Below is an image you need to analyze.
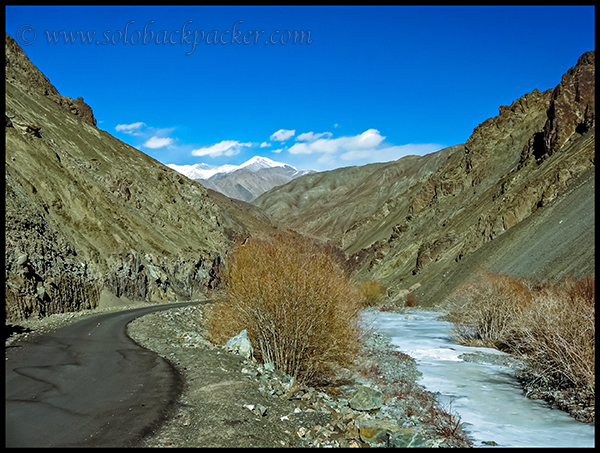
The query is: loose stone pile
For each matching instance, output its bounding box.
[220,319,472,448]
[229,353,428,448]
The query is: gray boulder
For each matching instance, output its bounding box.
[389,430,426,448]
[348,385,383,411]
[224,329,254,359]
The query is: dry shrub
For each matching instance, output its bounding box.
[423,399,464,442]
[358,279,387,307]
[444,272,532,349]
[516,276,595,391]
[207,232,363,385]
[405,293,419,308]
[565,275,595,303]
[444,273,595,394]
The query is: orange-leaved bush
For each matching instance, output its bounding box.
[358,279,387,307]
[207,232,363,385]
[443,272,533,349]
[444,273,595,394]
[405,293,419,308]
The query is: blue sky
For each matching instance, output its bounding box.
[6,5,595,172]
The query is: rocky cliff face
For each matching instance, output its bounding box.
[542,50,595,160]
[254,50,595,305]
[5,34,97,127]
[5,33,274,322]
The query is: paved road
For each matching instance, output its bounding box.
[5,301,202,447]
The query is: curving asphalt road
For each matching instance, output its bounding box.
[5,301,202,447]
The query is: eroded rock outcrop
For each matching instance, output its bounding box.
[5,33,97,127]
[542,50,595,159]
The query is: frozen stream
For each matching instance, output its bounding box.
[365,310,595,448]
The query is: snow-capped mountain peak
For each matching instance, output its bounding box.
[238,156,291,172]
[167,156,296,180]
[166,156,315,202]
[165,163,224,180]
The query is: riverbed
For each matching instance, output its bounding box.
[365,309,595,448]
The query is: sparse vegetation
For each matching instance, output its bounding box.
[358,279,387,307]
[443,273,533,350]
[443,272,595,420]
[405,293,419,308]
[207,232,363,385]
[516,276,595,393]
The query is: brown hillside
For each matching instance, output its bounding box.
[254,51,595,306]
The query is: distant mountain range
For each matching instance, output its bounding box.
[167,156,315,202]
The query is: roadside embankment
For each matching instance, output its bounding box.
[127,303,473,448]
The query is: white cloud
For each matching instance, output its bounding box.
[288,129,385,155]
[271,148,283,154]
[296,131,333,142]
[116,122,146,135]
[260,142,272,148]
[282,128,444,171]
[334,124,339,128]
[143,136,173,149]
[191,140,254,158]
[288,140,335,154]
[270,129,295,142]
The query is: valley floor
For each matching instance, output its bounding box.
[7,299,593,447]
[126,302,472,448]
[6,301,472,448]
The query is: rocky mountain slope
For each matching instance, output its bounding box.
[5,33,276,322]
[169,156,315,203]
[254,50,595,306]
[197,166,314,203]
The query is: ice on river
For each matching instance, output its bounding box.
[364,310,595,448]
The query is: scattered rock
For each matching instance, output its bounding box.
[348,385,383,411]
[253,404,267,417]
[344,420,359,440]
[224,329,254,359]
[358,424,389,447]
[356,418,419,448]
[389,429,426,448]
